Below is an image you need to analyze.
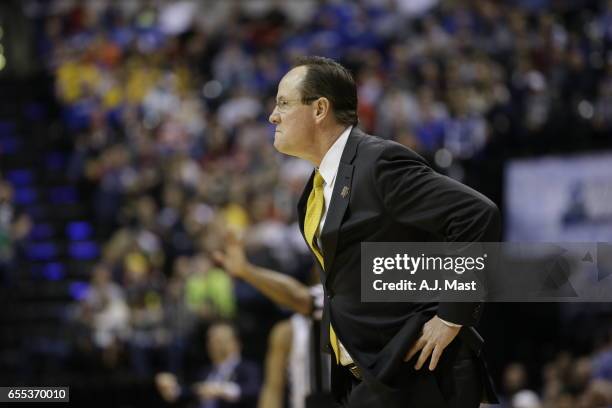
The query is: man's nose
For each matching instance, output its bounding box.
[269,108,280,124]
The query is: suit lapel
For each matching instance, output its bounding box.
[320,128,364,283]
[320,162,354,284]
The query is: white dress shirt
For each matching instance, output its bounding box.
[315,126,352,249]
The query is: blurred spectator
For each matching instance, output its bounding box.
[499,362,531,408]
[592,337,612,382]
[76,263,129,368]
[123,250,165,377]
[0,179,13,284]
[162,269,196,375]
[185,254,236,320]
[155,321,260,408]
[0,178,32,286]
[512,390,542,408]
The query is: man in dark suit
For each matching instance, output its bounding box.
[220,56,500,407]
[155,322,260,408]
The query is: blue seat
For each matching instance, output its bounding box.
[26,242,58,261]
[6,169,34,187]
[66,221,93,241]
[68,241,100,260]
[14,187,38,205]
[0,136,21,154]
[42,263,65,281]
[69,281,90,301]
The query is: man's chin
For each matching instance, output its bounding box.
[274,137,302,159]
[273,137,288,154]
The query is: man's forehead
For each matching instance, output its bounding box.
[210,324,235,337]
[276,66,307,98]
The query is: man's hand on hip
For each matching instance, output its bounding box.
[404,315,461,371]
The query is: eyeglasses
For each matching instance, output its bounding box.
[274,97,318,113]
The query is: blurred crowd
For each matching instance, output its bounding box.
[18,0,612,406]
[497,342,612,408]
[0,175,32,286]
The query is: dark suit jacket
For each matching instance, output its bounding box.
[297,127,500,405]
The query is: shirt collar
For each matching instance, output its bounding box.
[318,126,352,186]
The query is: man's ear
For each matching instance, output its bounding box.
[314,98,330,122]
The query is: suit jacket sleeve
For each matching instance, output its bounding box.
[374,142,501,326]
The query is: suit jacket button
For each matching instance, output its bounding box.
[327,290,334,299]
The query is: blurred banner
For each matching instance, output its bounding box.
[505,153,612,242]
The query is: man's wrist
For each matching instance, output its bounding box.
[238,263,253,279]
[438,316,462,328]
